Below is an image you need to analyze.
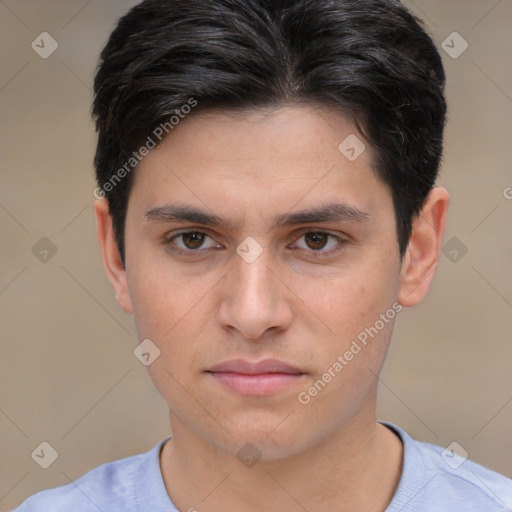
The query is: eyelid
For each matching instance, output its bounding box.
[291,227,349,241]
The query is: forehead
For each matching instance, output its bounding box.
[163,104,370,168]
[130,104,391,227]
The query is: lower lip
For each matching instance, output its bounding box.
[208,372,304,396]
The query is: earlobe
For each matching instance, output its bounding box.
[94,199,133,314]
[398,187,450,307]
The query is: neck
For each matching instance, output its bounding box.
[160,402,403,512]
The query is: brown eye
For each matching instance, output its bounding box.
[180,231,206,249]
[304,232,330,251]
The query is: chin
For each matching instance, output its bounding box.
[218,420,310,461]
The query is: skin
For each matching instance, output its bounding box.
[95,104,449,512]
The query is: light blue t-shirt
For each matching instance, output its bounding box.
[12,422,512,511]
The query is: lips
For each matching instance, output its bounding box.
[206,359,305,396]
[207,358,304,375]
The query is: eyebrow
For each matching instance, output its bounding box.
[144,202,371,230]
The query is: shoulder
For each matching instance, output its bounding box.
[12,440,168,512]
[384,422,512,511]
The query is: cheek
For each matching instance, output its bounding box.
[127,259,214,367]
[129,274,169,338]
[297,267,387,338]
[127,247,193,334]
[293,255,398,379]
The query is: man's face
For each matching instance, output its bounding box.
[121,105,402,459]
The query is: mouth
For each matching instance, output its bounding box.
[206,359,306,396]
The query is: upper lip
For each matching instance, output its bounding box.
[207,359,304,375]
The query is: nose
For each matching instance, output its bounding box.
[216,242,293,341]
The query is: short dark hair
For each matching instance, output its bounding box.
[92,0,447,265]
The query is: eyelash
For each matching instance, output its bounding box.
[163,229,349,258]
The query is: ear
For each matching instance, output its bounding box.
[94,198,133,314]
[398,187,450,307]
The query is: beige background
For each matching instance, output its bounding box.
[1,0,511,510]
